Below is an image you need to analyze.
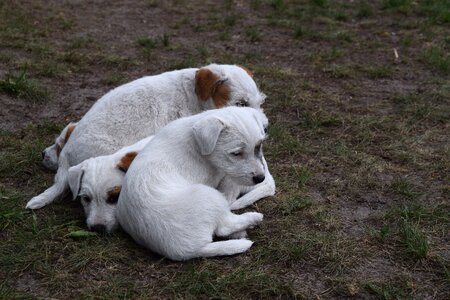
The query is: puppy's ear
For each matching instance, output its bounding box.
[117,151,138,172]
[192,117,225,155]
[237,65,253,78]
[64,123,76,144]
[68,165,84,200]
[195,68,230,107]
[195,68,219,101]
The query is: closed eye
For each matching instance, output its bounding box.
[80,195,91,203]
[236,100,248,107]
[231,150,244,157]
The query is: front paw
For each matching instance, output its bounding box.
[26,196,48,210]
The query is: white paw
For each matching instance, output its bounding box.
[25,196,48,210]
[246,212,263,227]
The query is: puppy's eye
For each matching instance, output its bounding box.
[231,150,244,157]
[236,100,248,107]
[80,196,91,203]
[106,193,119,205]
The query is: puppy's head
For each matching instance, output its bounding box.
[67,151,138,233]
[42,122,77,171]
[193,107,268,186]
[195,64,266,109]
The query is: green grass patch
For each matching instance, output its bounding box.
[390,177,422,200]
[421,46,450,74]
[245,27,262,42]
[0,69,48,101]
[283,195,312,214]
[164,263,296,298]
[399,219,429,259]
[366,282,408,299]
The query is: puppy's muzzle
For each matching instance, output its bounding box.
[253,174,265,184]
[90,224,107,234]
[42,151,46,159]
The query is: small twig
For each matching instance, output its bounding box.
[393,48,399,61]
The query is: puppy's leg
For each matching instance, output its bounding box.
[217,177,241,204]
[197,239,254,258]
[215,211,263,237]
[26,159,70,209]
[230,164,276,210]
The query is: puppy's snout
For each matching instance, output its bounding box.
[253,174,265,184]
[42,151,46,159]
[91,224,107,234]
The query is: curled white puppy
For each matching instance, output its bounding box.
[67,136,153,233]
[42,122,77,172]
[117,107,268,261]
[27,64,267,210]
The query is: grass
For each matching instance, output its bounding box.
[1,0,450,298]
[399,219,429,259]
[421,46,450,74]
[0,69,48,101]
[163,263,297,298]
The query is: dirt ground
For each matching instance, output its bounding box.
[0,0,449,299]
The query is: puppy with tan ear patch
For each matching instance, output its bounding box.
[117,107,270,261]
[67,136,153,233]
[27,64,268,211]
[42,122,77,172]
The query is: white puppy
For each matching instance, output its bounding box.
[41,122,77,171]
[26,64,267,210]
[67,136,153,233]
[117,107,269,260]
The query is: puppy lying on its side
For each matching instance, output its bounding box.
[116,107,268,260]
[67,136,153,233]
[42,122,77,172]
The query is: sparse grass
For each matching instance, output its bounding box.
[0,69,47,101]
[164,263,296,298]
[245,27,262,42]
[390,177,422,200]
[363,65,392,79]
[421,46,450,74]
[323,64,354,78]
[399,219,429,259]
[1,0,450,298]
[284,195,312,214]
[366,282,407,299]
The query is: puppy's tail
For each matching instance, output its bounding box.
[197,239,253,258]
[25,157,70,209]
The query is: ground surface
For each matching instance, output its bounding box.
[0,0,449,299]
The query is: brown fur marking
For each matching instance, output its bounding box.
[213,83,230,108]
[237,65,253,77]
[195,68,231,107]
[195,68,220,101]
[64,124,76,144]
[117,151,138,172]
[107,186,121,204]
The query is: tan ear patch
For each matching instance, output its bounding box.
[212,83,230,108]
[237,65,253,78]
[117,151,138,172]
[195,68,220,101]
[64,123,76,144]
[195,68,230,107]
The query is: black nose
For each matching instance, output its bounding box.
[253,175,265,184]
[91,224,107,233]
[42,151,46,159]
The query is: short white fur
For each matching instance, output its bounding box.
[117,107,269,260]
